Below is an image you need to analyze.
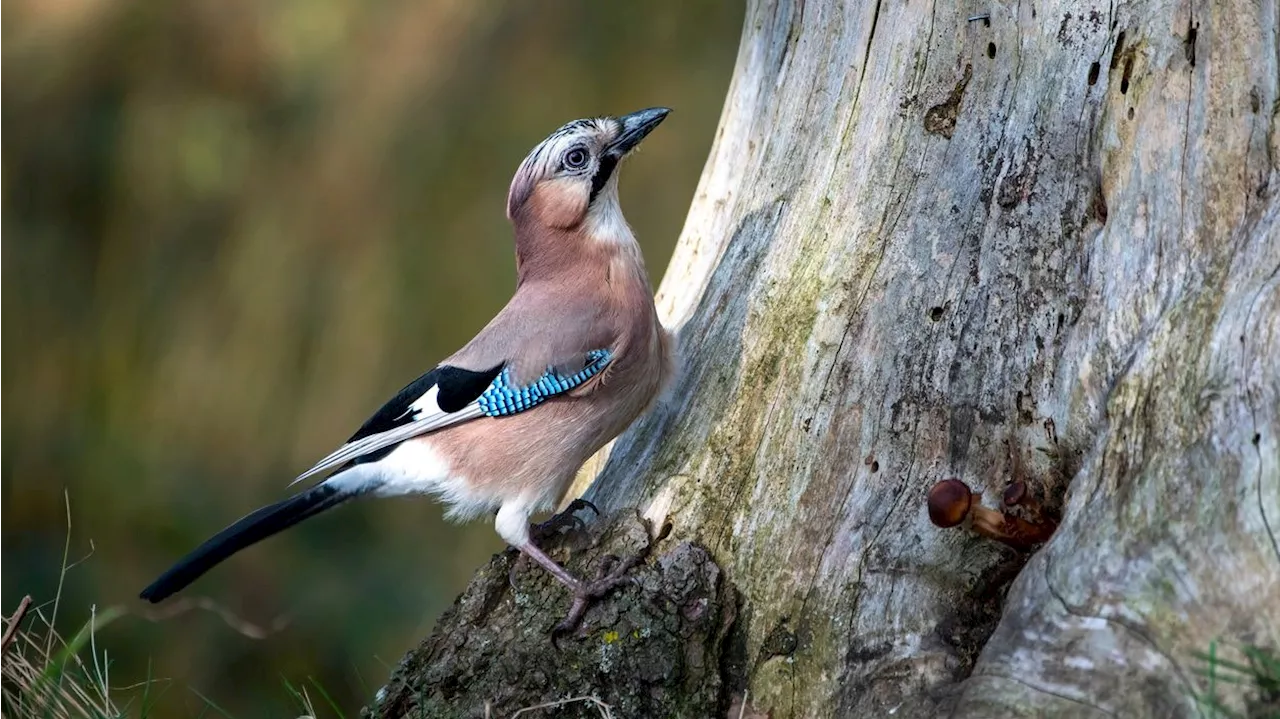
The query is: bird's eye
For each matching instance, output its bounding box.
[563,148,589,170]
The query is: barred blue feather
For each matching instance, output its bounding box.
[478,349,612,417]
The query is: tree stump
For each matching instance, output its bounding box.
[372,0,1280,716]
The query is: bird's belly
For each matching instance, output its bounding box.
[427,405,616,510]
[360,439,502,521]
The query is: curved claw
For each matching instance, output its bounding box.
[551,570,637,641]
[546,514,676,643]
[508,554,524,591]
[568,498,601,517]
[531,498,601,544]
[549,549,656,640]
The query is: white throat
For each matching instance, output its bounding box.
[584,176,635,246]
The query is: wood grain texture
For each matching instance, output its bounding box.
[589,0,1280,715]
[379,0,1279,716]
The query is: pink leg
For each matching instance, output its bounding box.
[518,540,585,591]
[513,515,670,636]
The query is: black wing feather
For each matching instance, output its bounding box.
[347,367,442,442]
[435,364,505,411]
[347,363,504,443]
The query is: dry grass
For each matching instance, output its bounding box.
[2,494,342,719]
[2,595,129,718]
[1,492,301,719]
[2,493,129,718]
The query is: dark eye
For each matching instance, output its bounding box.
[563,147,589,170]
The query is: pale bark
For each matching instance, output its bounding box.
[370,0,1280,716]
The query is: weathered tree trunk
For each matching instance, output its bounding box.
[369,0,1280,717]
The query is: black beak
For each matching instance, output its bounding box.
[608,107,670,157]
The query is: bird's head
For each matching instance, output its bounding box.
[506,108,669,240]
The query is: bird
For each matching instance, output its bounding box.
[140,108,677,631]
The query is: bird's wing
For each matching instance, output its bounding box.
[289,348,613,486]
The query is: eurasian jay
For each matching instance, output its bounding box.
[140,108,677,630]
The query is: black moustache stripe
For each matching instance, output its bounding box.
[589,153,619,203]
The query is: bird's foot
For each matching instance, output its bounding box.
[551,515,672,640]
[511,499,601,590]
[530,498,600,543]
[552,555,637,638]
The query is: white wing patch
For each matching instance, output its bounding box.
[289,384,484,487]
[408,386,441,417]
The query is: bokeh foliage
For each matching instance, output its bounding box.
[2,1,742,715]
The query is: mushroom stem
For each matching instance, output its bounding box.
[928,478,1055,549]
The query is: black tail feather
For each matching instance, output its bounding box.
[139,482,355,603]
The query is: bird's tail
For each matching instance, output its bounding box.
[139,480,361,603]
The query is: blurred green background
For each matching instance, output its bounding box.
[1,1,742,715]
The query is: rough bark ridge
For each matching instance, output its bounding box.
[369,514,737,718]
[373,0,1279,716]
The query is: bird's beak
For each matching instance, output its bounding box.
[607,107,670,157]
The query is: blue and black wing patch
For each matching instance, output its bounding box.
[437,365,507,412]
[477,349,612,416]
[292,350,612,485]
[347,364,503,443]
[348,350,609,441]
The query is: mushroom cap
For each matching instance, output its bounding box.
[927,479,974,527]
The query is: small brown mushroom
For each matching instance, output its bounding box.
[927,479,1055,549]
[1002,481,1041,514]
[1003,480,1058,535]
[927,479,982,527]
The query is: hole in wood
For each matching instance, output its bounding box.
[1110,31,1126,69]
[1121,55,1134,94]
[1092,185,1109,224]
[987,42,997,58]
[1185,21,1198,67]
[929,306,945,321]
[1087,61,1100,85]
[1128,107,1135,119]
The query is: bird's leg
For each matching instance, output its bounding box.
[518,541,597,591]
[509,499,601,589]
[517,515,670,637]
[517,541,637,636]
